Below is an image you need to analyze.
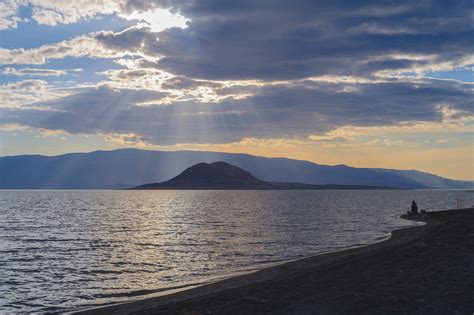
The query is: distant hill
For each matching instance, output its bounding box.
[0,149,472,189]
[131,161,393,190]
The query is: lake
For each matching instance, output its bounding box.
[1,190,472,313]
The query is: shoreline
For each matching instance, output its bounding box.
[74,208,474,314]
[70,220,412,312]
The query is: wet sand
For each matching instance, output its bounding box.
[75,208,474,314]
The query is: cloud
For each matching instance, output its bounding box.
[0,79,71,109]
[124,7,189,32]
[0,35,123,65]
[0,123,67,137]
[2,78,472,145]
[3,1,472,82]
[0,0,188,30]
[0,0,24,30]
[1,1,472,157]
[0,26,153,66]
[31,8,67,26]
[106,0,473,80]
[0,0,122,29]
[3,67,82,76]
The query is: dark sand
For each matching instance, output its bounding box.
[75,208,474,314]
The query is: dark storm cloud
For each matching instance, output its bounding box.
[3,79,472,145]
[98,0,474,80]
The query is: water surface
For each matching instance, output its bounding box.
[0,190,472,313]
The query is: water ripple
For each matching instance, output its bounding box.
[0,189,471,313]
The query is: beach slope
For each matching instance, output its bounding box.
[75,208,474,314]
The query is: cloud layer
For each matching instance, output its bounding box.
[114,0,474,80]
[2,77,472,145]
[0,0,473,152]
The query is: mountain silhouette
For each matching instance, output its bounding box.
[1,149,472,189]
[131,161,394,190]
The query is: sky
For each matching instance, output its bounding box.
[0,0,472,180]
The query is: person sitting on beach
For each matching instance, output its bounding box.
[410,200,418,215]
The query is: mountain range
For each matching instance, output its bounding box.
[0,148,471,189]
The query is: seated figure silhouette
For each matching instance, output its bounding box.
[410,200,418,215]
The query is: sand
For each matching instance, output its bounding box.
[74,208,474,314]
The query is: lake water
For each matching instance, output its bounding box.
[1,190,473,313]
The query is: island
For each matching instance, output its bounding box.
[130,161,395,190]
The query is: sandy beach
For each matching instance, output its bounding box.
[75,208,474,314]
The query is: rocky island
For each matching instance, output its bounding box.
[130,161,394,190]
